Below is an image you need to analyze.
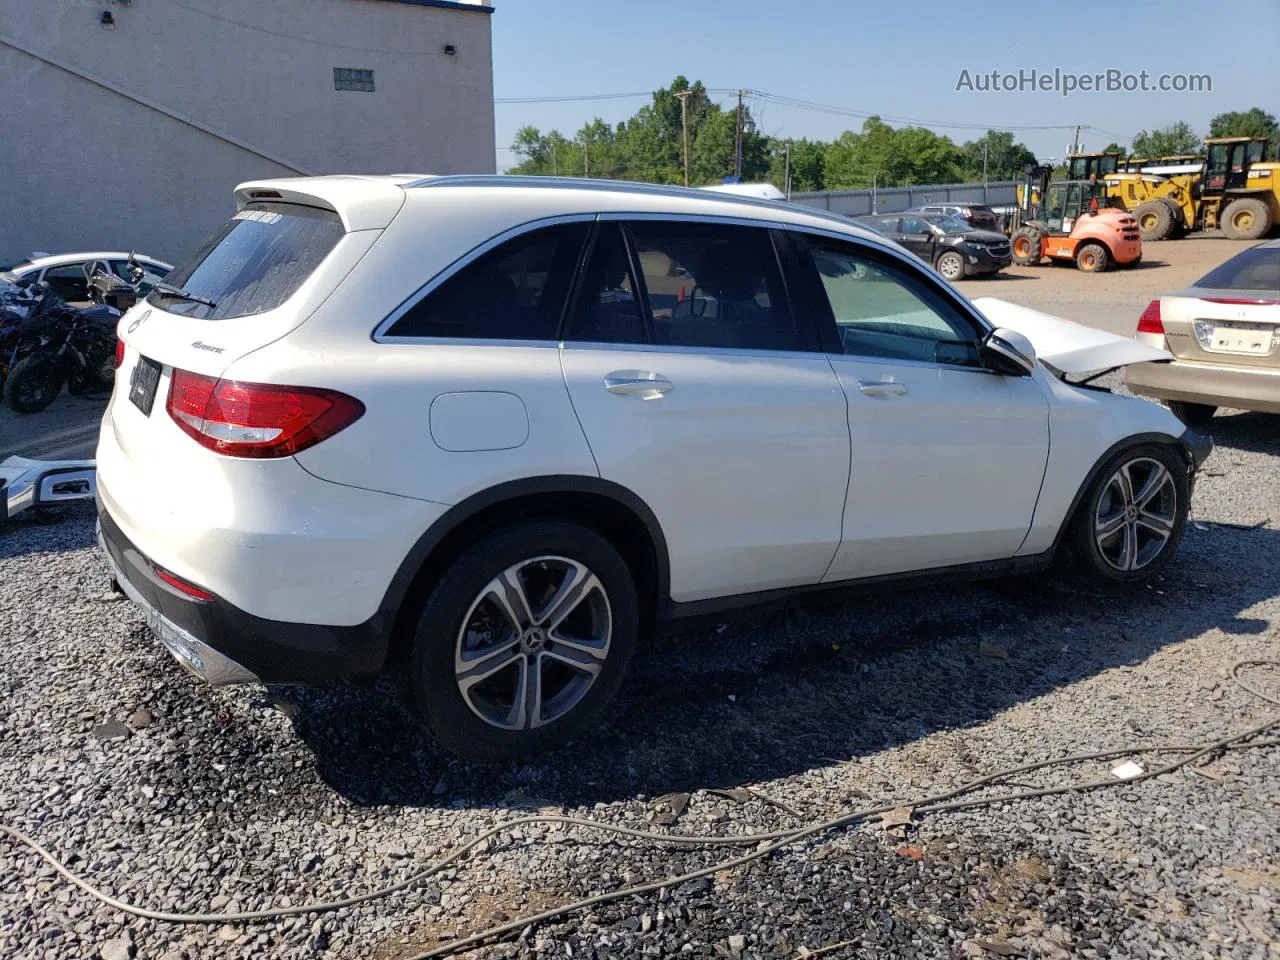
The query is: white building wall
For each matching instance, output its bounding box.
[0,0,495,263]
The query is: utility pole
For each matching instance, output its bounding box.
[583,138,589,178]
[675,90,692,187]
[1071,125,1081,155]
[552,140,558,177]
[733,89,744,181]
[982,139,988,186]
[783,140,792,199]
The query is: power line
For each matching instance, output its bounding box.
[162,0,445,55]
[495,92,657,104]
[493,86,1106,139]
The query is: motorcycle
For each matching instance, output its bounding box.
[1,268,125,414]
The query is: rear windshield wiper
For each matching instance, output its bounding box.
[153,282,218,309]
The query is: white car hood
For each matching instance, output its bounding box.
[971,297,1172,375]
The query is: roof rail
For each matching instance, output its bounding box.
[402,173,860,230]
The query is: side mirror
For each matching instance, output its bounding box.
[982,327,1037,376]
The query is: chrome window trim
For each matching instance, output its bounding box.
[559,339,835,364]
[597,210,797,231]
[372,213,598,343]
[827,351,1003,377]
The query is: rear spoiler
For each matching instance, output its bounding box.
[233,176,410,232]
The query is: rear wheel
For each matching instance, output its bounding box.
[398,521,640,761]
[1075,241,1110,272]
[1134,200,1174,241]
[1220,197,1273,240]
[1011,227,1042,265]
[1167,401,1216,428]
[935,250,966,281]
[3,355,64,413]
[1069,444,1189,586]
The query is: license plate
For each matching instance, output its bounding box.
[1206,321,1272,355]
[128,356,162,415]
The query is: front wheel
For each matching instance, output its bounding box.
[934,250,966,281]
[1068,444,1189,586]
[398,521,640,761]
[1167,401,1216,428]
[1010,227,1042,265]
[3,354,64,413]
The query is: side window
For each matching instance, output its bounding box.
[566,223,648,345]
[807,243,981,367]
[629,221,800,352]
[899,216,930,235]
[43,263,92,301]
[386,222,587,339]
[874,216,900,233]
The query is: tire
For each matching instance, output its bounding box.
[1167,401,1216,428]
[1010,227,1042,265]
[1160,198,1187,238]
[3,355,64,413]
[1075,241,1110,272]
[1220,197,1273,240]
[935,250,966,281]
[1068,443,1189,586]
[1134,200,1174,241]
[397,520,640,761]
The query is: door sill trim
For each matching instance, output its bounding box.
[658,551,1054,626]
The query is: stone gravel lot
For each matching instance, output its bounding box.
[3,404,1279,960]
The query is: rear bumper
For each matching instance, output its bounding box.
[98,499,391,685]
[1112,237,1142,263]
[1125,358,1280,414]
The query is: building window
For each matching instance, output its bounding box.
[334,68,375,93]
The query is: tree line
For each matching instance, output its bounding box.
[509,79,1279,192]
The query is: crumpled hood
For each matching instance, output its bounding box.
[971,297,1172,375]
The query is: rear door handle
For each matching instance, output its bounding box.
[603,371,673,396]
[857,379,906,397]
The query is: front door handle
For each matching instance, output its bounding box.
[603,371,673,397]
[857,379,906,397]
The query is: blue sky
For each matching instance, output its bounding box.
[491,0,1279,171]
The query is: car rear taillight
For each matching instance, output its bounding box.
[1137,300,1164,334]
[114,339,125,369]
[154,566,216,602]
[166,369,364,458]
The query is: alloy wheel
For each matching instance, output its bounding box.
[1093,457,1178,572]
[454,555,612,731]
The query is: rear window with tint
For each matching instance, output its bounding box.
[148,203,344,319]
[1195,246,1280,292]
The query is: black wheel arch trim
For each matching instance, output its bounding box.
[376,474,672,628]
[1049,429,1208,555]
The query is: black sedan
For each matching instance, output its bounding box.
[851,213,1012,280]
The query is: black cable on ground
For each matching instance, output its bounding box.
[1,660,1275,958]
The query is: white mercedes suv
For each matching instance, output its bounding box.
[97,175,1210,760]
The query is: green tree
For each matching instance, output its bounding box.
[1208,108,1279,140]
[959,130,1038,182]
[1101,142,1127,159]
[766,138,827,193]
[510,77,770,185]
[1131,122,1201,158]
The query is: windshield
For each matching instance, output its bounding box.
[1196,246,1280,292]
[925,216,971,235]
[148,202,344,319]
